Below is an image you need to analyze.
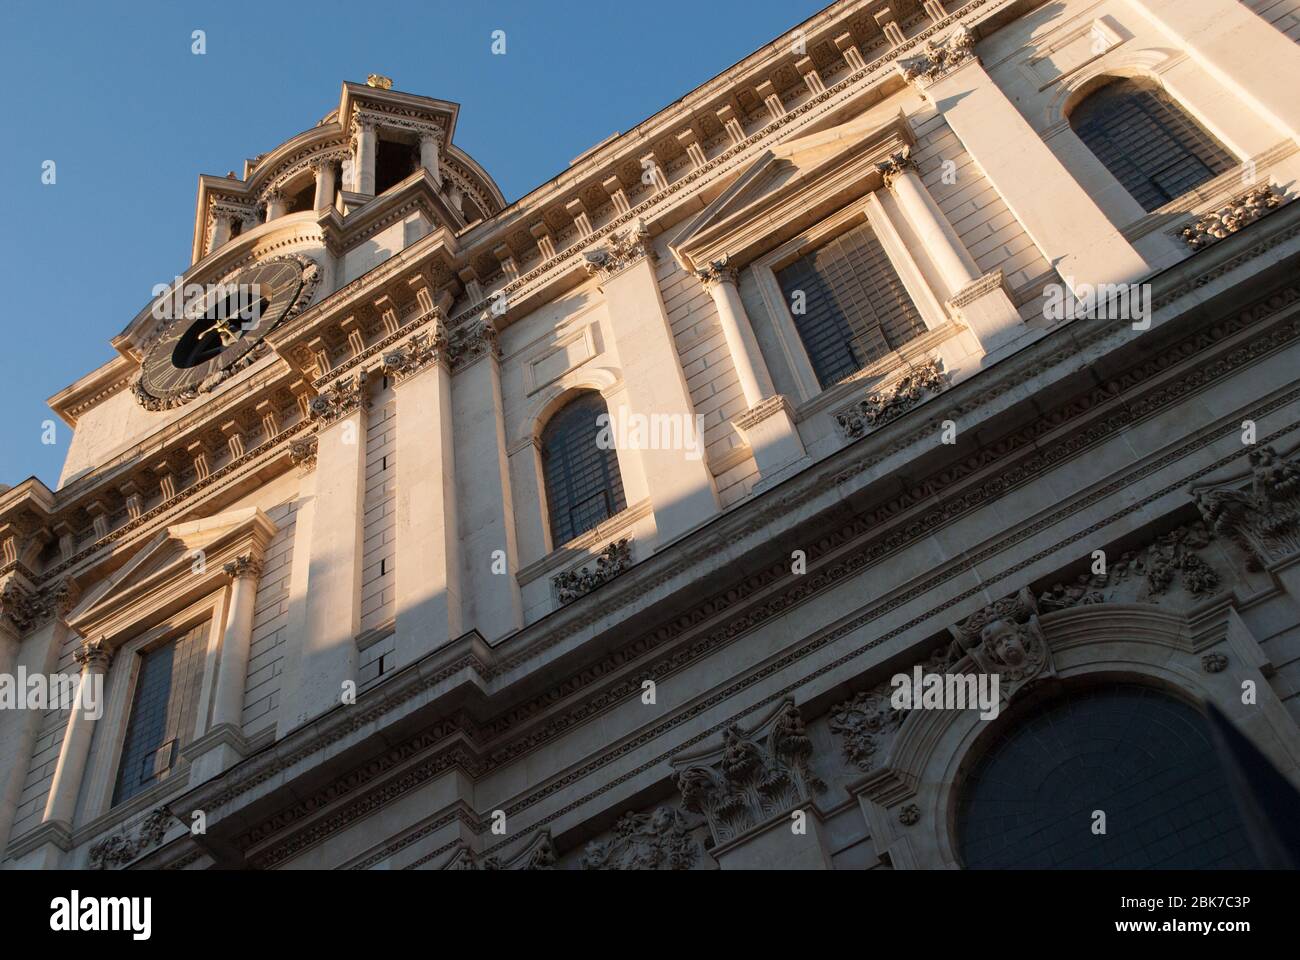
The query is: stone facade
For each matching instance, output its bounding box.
[3,0,1300,870]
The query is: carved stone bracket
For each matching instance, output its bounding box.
[1195,445,1300,569]
[674,701,826,847]
[898,24,977,86]
[939,587,1054,703]
[553,539,632,605]
[88,808,171,869]
[581,806,701,870]
[1181,186,1284,250]
[832,359,946,440]
[308,372,369,425]
[583,219,656,281]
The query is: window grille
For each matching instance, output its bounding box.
[776,220,928,388]
[1071,77,1235,212]
[541,392,627,547]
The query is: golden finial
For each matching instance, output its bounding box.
[366,74,393,90]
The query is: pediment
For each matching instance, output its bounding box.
[68,507,278,645]
[669,112,915,272]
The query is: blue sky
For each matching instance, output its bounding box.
[0,0,828,489]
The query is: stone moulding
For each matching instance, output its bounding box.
[832,359,946,439]
[553,538,632,605]
[1181,186,1285,251]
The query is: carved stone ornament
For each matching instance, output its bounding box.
[366,73,393,89]
[583,219,656,281]
[0,579,39,634]
[581,806,701,870]
[1195,445,1300,570]
[553,539,632,605]
[308,372,368,425]
[74,636,113,672]
[382,325,449,382]
[289,435,318,472]
[898,24,977,85]
[693,254,738,288]
[829,684,905,772]
[223,554,263,581]
[939,587,1053,701]
[446,830,556,871]
[1181,186,1284,250]
[675,701,826,847]
[898,803,921,826]
[88,808,171,870]
[875,146,915,188]
[446,321,500,371]
[833,359,946,440]
[1036,520,1220,610]
[1202,652,1229,673]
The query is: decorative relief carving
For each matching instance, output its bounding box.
[1181,187,1284,250]
[223,555,263,581]
[581,807,700,870]
[875,146,914,188]
[88,808,171,870]
[289,435,318,473]
[308,372,369,425]
[898,24,976,85]
[0,579,39,634]
[583,220,655,281]
[447,830,556,870]
[1202,652,1229,673]
[553,539,632,605]
[446,321,500,371]
[833,360,946,439]
[1195,445,1300,570]
[829,684,904,771]
[74,636,113,672]
[938,588,1053,701]
[898,803,921,826]
[674,701,826,847]
[733,394,794,432]
[382,325,449,382]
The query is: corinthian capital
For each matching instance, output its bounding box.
[875,147,915,188]
[223,555,263,581]
[75,637,113,672]
[693,255,738,289]
[898,24,977,86]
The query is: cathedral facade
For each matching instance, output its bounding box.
[3,0,1300,870]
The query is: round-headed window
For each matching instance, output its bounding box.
[957,685,1256,868]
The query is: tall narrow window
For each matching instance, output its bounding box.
[113,621,209,805]
[776,220,928,388]
[1070,77,1235,212]
[541,392,627,547]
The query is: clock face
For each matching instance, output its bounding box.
[136,255,317,408]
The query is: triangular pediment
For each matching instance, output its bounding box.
[669,112,914,272]
[68,507,278,645]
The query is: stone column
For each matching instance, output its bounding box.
[695,259,806,484]
[419,130,442,186]
[207,210,232,255]
[385,329,463,668]
[264,189,288,222]
[878,148,1023,351]
[586,221,719,546]
[1130,0,1300,147]
[211,555,261,729]
[354,116,378,195]
[312,158,337,211]
[898,26,1150,289]
[450,320,523,642]
[292,375,368,727]
[42,638,112,830]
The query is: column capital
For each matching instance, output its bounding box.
[693,255,738,289]
[74,637,113,673]
[383,325,450,382]
[875,146,916,189]
[308,372,369,425]
[582,220,656,282]
[447,320,501,373]
[223,554,264,581]
[897,23,977,88]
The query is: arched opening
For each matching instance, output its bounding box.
[1069,77,1235,212]
[956,683,1256,868]
[540,391,627,547]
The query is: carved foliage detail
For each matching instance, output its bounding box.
[829,685,904,771]
[89,808,171,869]
[1181,187,1284,250]
[1195,445,1300,570]
[581,807,700,870]
[554,539,632,605]
[583,220,655,280]
[308,372,368,425]
[899,24,976,85]
[833,360,946,440]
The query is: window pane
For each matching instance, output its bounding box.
[957,685,1257,868]
[541,393,627,547]
[776,220,928,388]
[1071,78,1235,212]
[113,621,209,805]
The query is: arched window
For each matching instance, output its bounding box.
[541,392,627,547]
[956,684,1256,868]
[1070,77,1235,212]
